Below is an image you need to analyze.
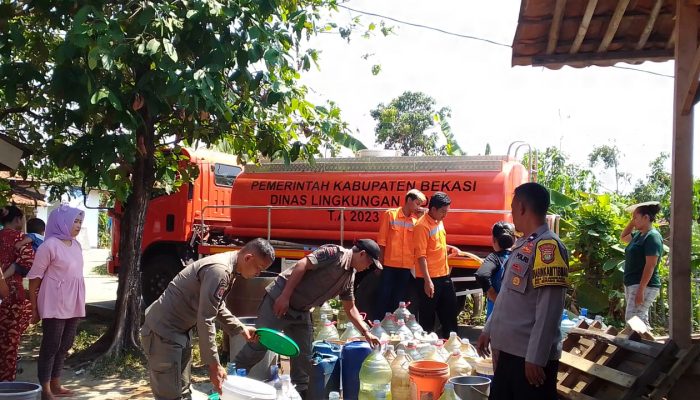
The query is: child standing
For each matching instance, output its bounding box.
[475,222,516,320]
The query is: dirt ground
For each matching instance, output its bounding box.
[16,319,216,400]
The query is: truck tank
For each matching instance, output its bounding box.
[225,155,529,250]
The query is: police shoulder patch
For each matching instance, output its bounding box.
[312,246,340,263]
[532,239,568,288]
[214,279,228,301]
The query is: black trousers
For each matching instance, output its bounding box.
[490,351,559,400]
[375,266,414,320]
[413,276,458,338]
[38,318,80,383]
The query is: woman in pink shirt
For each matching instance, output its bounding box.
[28,205,85,400]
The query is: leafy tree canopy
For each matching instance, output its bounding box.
[523,147,598,199]
[588,144,629,194]
[371,91,460,156]
[1,0,368,356]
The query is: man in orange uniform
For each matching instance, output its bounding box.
[375,189,427,320]
[413,191,460,337]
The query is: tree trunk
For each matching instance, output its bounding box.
[76,115,156,360]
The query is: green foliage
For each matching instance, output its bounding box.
[90,351,147,380]
[563,193,628,317]
[538,149,700,330]
[630,153,671,219]
[523,147,598,198]
[371,91,458,156]
[0,179,10,206]
[2,0,374,355]
[98,211,111,249]
[2,0,359,201]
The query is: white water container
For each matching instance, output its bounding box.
[221,376,276,400]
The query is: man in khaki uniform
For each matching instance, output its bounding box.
[142,238,275,400]
[235,239,383,397]
[477,183,569,400]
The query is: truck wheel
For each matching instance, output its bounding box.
[142,252,183,307]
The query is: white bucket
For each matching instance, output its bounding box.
[474,359,494,380]
[222,376,276,400]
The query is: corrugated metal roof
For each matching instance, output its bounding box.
[512,0,679,69]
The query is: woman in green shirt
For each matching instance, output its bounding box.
[620,203,663,328]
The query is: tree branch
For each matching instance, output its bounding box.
[0,106,30,123]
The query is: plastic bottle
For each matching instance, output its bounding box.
[235,368,247,377]
[280,375,301,399]
[578,308,588,324]
[436,340,450,360]
[315,315,340,341]
[313,303,335,332]
[405,314,423,335]
[444,332,462,353]
[336,307,349,331]
[414,330,439,344]
[340,322,363,342]
[370,320,390,341]
[594,315,607,329]
[393,301,411,321]
[391,349,411,400]
[419,342,437,360]
[460,338,479,359]
[381,312,398,333]
[424,344,445,362]
[383,344,397,364]
[395,319,414,341]
[447,350,473,377]
[406,341,422,361]
[274,381,284,399]
[269,364,280,386]
[358,347,393,400]
[561,310,576,339]
[226,362,237,376]
[438,382,460,400]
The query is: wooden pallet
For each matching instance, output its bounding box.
[556,321,699,400]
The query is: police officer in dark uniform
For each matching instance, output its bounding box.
[142,238,276,399]
[477,182,569,400]
[235,239,383,398]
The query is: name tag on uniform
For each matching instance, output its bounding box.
[532,239,568,288]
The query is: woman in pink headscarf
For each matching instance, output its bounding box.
[28,205,85,400]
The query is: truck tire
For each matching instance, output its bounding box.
[141,252,183,307]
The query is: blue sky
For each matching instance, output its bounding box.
[299,0,687,193]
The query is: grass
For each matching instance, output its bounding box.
[90,351,148,380]
[191,329,225,367]
[20,322,43,354]
[71,320,108,353]
[91,263,109,276]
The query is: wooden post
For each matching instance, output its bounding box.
[670,0,696,349]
